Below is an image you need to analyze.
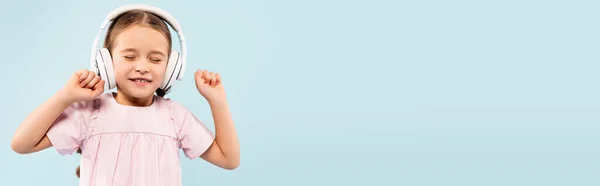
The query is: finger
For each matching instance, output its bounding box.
[195,69,202,79]
[71,71,83,84]
[74,70,82,77]
[91,80,105,96]
[195,69,204,82]
[203,70,211,84]
[93,79,104,90]
[216,73,221,85]
[75,69,87,77]
[80,73,95,87]
[79,70,89,82]
[210,72,216,86]
[86,76,101,89]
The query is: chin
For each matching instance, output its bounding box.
[126,89,157,99]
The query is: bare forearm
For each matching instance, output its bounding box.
[209,99,240,165]
[11,91,72,153]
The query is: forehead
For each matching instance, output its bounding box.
[113,25,170,52]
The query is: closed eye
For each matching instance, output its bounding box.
[150,58,162,63]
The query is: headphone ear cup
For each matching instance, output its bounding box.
[96,48,116,90]
[161,50,180,91]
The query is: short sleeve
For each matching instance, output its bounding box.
[169,100,215,159]
[46,100,95,155]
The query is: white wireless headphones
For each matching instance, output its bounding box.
[90,4,187,95]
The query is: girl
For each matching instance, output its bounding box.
[10,9,240,186]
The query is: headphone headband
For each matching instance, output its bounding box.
[90,4,187,80]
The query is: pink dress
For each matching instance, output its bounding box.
[47,92,215,186]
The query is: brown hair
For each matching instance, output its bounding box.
[75,10,173,178]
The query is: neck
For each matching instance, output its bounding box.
[113,90,154,107]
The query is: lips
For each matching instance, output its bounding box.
[129,77,152,86]
[129,77,152,82]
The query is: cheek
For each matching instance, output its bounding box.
[111,60,131,78]
[152,63,168,77]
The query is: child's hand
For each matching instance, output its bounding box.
[194,69,226,103]
[59,69,105,104]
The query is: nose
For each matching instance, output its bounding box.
[134,60,149,74]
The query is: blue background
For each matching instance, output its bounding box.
[1,0,599,185]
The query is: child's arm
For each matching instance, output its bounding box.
[195,69,240,170]
[200,99,240,170]
[10,69,104,154]
[10,92,72,154]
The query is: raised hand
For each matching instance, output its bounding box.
[194,69,226,103]
[59,69,105,103]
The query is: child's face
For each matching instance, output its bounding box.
[111,25,169,99]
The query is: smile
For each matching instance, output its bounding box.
[129,78,153,85]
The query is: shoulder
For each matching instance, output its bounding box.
[154,96,188,112]
[154,96,195,122]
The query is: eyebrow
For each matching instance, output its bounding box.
[120,48,166,56]
[120,48,137,53]
[149,50,166,57]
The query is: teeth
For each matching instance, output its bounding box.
[134,79,149,83]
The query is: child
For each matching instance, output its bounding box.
[10,7,240,186]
